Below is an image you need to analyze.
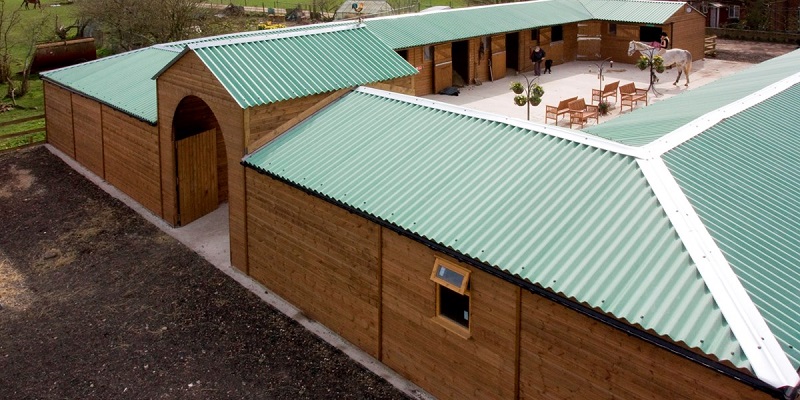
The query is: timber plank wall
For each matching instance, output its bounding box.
[101,105,161,215]
[44,81,162,218]
[44,83,75,158]
[244,171,775,400]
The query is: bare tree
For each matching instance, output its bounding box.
[78,0,209,52]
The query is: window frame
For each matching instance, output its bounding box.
[430,258,472,336]
[608,23,617,35]
[430,258,471,294]
[729,5,740,19]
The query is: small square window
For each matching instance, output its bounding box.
[608,23,617,35]
[423,46,432,61]
[530,29,539,42]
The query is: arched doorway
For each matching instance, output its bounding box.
[172,96,227,226]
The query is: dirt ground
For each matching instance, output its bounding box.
[0,146,407,399]
[713,38,799,63]
[0,39,796,400]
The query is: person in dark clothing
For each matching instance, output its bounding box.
[530,45,545,76]
[660,32,670,49]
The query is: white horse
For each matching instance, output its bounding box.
[628,40,692,86]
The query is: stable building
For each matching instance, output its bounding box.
[40,0,800,398]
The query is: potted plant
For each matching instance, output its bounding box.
[510,81,524,94]
[598,100,610,115]
[514,94,528,106]
[529,95,542,106]
[531,83,544,98]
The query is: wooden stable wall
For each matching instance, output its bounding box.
[71,94,104,178]
[666,8,707,61]
[381,230,519,400]
[44,81,163,218]
[518,292,772,399]
[539,24,580,65]
[245,170,382,357]
[242,171,775,400]
[44,82,74,158]
[102,106,161,215]
[156,51,247,269]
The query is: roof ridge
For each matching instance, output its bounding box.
[354,86,648,158]
[643,71,800,156]
[638,157,800,389]
[188,23,363,50]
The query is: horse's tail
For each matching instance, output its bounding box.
[685,50,692,74]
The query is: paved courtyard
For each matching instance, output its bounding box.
[424,58,755,127]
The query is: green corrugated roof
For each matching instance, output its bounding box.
[579,0,683,24]
[362,0,592,49]
[584,50,800,146]
[243,87,748,370]
[663,82,800,369]
[188,25,418,108]
[41,48,177,124]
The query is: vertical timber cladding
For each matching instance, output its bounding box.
[473,37,490,84]
[601,23,643,64]
[667,8,707,61]
[71,94,104,178]
[489,34,506,80]
[381,230,518,400]
[101,105,162,217]
[245,171,382,357]
[517,291,773,400]
[176,129,218,225]
[433,43,453,93]
[409,46,433,97]
[577,21,603,60]
[540,23,580,65]
[156,51,246,267]
[43,82,75,158]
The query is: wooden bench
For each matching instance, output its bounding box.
[591,80,619,105]
[619,82,648,114]
[568,98,599,129]
[544,96,578,125]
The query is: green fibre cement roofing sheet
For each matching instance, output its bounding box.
[41,47,177,124]
[663,83,800,369]
[362,0,591,49]
[579,0,683,24]
[191,26,418,108]
[584,49,800,146]
[244,88,749,369]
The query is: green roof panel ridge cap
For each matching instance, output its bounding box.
[187,22,365,50]
[642,71,800,157]
[638,158,800,389]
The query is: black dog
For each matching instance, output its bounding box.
[544,59,553,74]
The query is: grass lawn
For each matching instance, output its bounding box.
[217,0,469,10]
[0,0,76,150]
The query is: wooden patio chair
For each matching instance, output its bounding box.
[619,82,648,114]
[591,80,619,105]
[544,96,578,124]
[568,98,599,129]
